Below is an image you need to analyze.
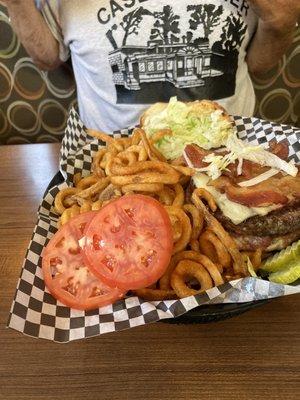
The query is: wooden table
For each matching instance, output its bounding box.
[0,143,299,400]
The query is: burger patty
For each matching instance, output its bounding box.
[232,229,300,252]
[214,200,300,237]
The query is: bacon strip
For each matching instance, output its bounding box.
[184,144,210,168]
[185,142,300,208]
[269,139,289,161]
[209,176,289,206]
[184,141,290,179]
[184,144,270,179]
[225,186,288,207]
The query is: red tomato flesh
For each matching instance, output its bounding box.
[84,195,173,290]
[42,212,125,310]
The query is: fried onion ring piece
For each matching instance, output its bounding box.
[179,175,191,186]
[54,187,78,215]
[170,217,183,242]
[59,204,80,226]
[91,200,102,210]
[199,229,232,269]
[165,206,192,254]
[138,128,167,162]
[134,288,177,301]
[198,234,218,263]
[172,165,195,177]
[150,129,173,144]
[110,159,177,176]
[125,145,148,161]
[116,151,137,166]
[111,171,179,186]
[80,201,92,213]
[191,189,248,276]
[192,188,217,212]
[73,172,82,187]
[121,183,164,194]
[76,175,99,190]
[76,177,111,199]
[172,184,185,207]
[195,253,224,286]
[183,204,204,239]
[242,249,262,271]
[159,251,195,290]
[190,239,200,252]
[224,272,242,282]
[87,129,114,144]
[159,187,175,205]
[161,250,223,290]
[131,128,142,145]
[92,148,108,177]
[171,260,213,298]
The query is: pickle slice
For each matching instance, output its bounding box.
[268,262,300,285]
[260,239,300,273]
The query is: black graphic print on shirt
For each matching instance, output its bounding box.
[103,4,247,104]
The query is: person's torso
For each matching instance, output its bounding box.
[58,0,258,131]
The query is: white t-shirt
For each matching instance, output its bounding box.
[38,0,258,132]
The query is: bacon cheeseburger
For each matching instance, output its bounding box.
[141,97,300,253]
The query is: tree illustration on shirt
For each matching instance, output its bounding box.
[150,5,181,45]
[187,4,223,38]
[121,7,152,46]
[104,3,249,104]
[221,13,247,51]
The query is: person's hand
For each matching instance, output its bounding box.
[246,0,299,74]
[248,0,299,32]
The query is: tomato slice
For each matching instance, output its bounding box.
[84,195,173,290]
[42,212,125,310]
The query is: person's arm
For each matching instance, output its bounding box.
[246,0,299,74]
[3,0,62,70]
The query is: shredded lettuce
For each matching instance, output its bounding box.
[144,97,234,159]
[226,135,297,177]
[185,128,297,180]
[238,168,279,187]
[196,152,237,180]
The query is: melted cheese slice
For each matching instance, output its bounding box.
[193,173,278,225]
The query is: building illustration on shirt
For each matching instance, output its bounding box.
[102,4,247,104]
[108,38,223,91]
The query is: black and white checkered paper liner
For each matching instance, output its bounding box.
[8,108,300,342]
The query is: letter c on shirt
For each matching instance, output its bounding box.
[97,8,110,24]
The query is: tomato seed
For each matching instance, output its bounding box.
[110,225,121,233]
[56,237,66,248]
[65,278,79,296]
[91,287,105,297]
[115,243,125,252]
[124,208,134,219]
[50,257,62,267]
[145,231,155,239]
[141,250,157,268]
[69,247,80,255]
[78,223,86,234]
[102,255,116,272]
[93,235,102,250]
